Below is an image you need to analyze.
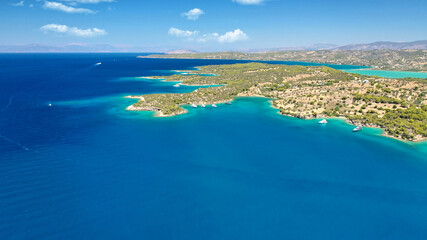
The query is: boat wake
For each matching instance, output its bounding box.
[0,133,29,151]
[0,62,102,152]
[0,95,15,113]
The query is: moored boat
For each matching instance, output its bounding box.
[318,119,327,124]
[212,104,217,108]
[191,104,197,108]
[353,126,363,132]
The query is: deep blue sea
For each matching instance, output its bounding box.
[1,54,426,240]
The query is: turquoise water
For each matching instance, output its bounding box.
[344,69,427,79]
[1,54,427,239]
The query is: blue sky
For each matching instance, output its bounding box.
[0,0,426,51]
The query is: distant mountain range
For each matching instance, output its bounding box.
[247,43,341,52]
[334,40,427,50]
[0,40,426,53]
[245,40,427,52]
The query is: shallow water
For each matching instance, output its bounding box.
[344,69,427,79]
[0,54,426,240]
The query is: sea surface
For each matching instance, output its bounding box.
[344,69,427,79]
[1,54,426,240]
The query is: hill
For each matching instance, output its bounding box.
[335,40,427,50]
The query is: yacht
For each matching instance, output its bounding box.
[173,83,180,88]
[318,119,327,124]
[191,104,197,108]
[212,104,217,108]
[95,62,102,66]
[353,126,363,132]
[225,102,232,105]
[319,119,328,124]
[201,104,206,108]
[48,101,52,107]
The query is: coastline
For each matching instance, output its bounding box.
[125,63,426,143]
[126,103,188,117]
[126,93,426,144]
[267,98,426,144]
[138,56,426,73]
[138,49,427,72]
[346,67,427,74]
[344,69,427,79]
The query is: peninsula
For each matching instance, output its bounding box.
[127,63,427,142]
[140,49,427,72]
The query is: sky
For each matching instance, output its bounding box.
[0,0,426,52]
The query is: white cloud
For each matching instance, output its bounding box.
[168,27,248,43]
[11,1,25,7]
[168,27,199,38]
[44,1,95,14]
[218,29,248,43]
[181,8,204,20]
[41,24,107,37]
[59,0,114,3]
[232,0,266,5]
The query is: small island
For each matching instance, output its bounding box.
[127,63,427,142]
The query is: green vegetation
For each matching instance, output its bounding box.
[348,106,427,141]
[128,63,427,142]
[352,94,402,104]
[141,49,427,72]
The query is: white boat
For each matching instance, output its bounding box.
[353,126,363,132]
[95,62,102,66]
[48,101,52,107]
[201,104,206,108]
[212,104,217,108]
[173,83,180,88]
[191,104,197,108]
[318,119,328,124]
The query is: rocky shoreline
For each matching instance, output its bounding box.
[125,63,426,142]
